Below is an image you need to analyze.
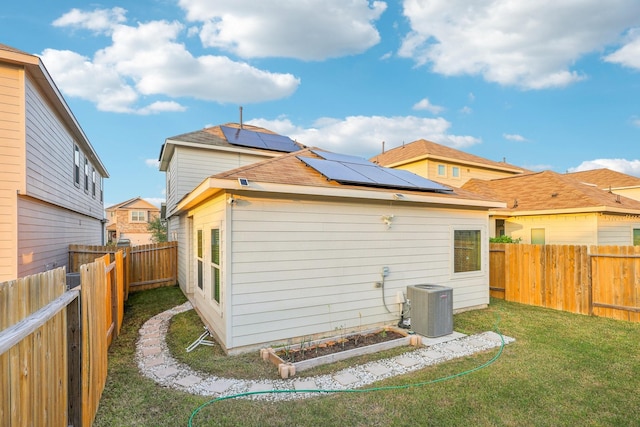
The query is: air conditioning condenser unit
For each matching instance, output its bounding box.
[407,284,453,338]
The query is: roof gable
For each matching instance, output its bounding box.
[371,139,527,174]
[106,196,159,211]
[159,123,305,169]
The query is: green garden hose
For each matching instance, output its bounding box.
[188,322,506,426]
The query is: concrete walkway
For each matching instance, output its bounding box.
[136,301,514,401]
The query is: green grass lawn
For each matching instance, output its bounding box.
[94,285,640,427]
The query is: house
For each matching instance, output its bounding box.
[371,139,528,188]
[105,197,161,245]
[170,145,504,354]
[567,168,640,202]
[0,44,109,282]
[462,170,640,245]
[158,122,305,287]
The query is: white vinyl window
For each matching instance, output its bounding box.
[454,229,481,273]
[92,167,96,197]
[196,229,203,291]
[452,166,460,178]
[437,164,446,176]
[131,211,147,222]
[211,228,221,303]
[74,145,80,186]
[84,158,89,192]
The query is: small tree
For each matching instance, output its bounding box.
[148,217,168,243]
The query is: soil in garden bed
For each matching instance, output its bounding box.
[276,330,405,363]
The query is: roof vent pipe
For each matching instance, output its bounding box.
[382,140,385,153]
[239,106,243,129]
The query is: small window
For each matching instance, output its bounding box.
[197,229,203,290]
[167,169,171,199]
[92,167,96,197]
[531,228,545,244]
[452,166,460,178]
[634,229,640,246]
[100,176,103,202]
[454,229,481,273]
[131,211,147,222]
[437,164,446,176]
[211,228,221,303]
[74,145,80,186]
[84,158,89,191]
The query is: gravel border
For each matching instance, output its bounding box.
[136,301,515,401]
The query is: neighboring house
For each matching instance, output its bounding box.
[171,147,504,354]
[105,197,160,245]
[0,44,109,282]
[463,170,640,245]
[158,122,305,289]
[567,168,640,202]
[371,139,528,188]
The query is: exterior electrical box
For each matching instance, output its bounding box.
[407,284,453,337]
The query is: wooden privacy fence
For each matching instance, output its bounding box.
[490,243,640,322]
[69,241,177,293]
[0,251,126,427]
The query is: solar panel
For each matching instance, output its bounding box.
[299,152,454,193]
[220,125,300,153]
[299,157,376,183]
[311,150,372,165]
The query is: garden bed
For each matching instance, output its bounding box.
[260,326,421,378]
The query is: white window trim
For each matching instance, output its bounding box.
[209,226,223,314]
[450,226,486,278]
[74,145,80,187]
[130,211,147,223]
[437,164,447,177]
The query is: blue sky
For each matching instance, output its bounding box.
[3,1,640,208]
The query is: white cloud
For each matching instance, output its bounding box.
[568,159,640,176]
[145,158,161,168]
[45,8,300,113]
[248,115,480,158]
[52,7,126,34]
[178,0,387,60]
[503,133,527,142]
[399,0,640,89]
[413,98,444,114]
[604,28,640,69]
[460,106,472,114]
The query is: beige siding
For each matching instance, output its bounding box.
[212,195,488,352]
[505,213,598,245]
[17,197,103,277]
[24,77,104,219]
[188,194,227,345]
[167,146,270,214]
[597,214,640,245]
[615,187,640,202]
[0,63,25,281]
[398,159,517,188]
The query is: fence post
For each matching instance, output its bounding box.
[67,293,82,427]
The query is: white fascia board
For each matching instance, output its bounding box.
[176,178,506,213]
[492,206,640,216]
